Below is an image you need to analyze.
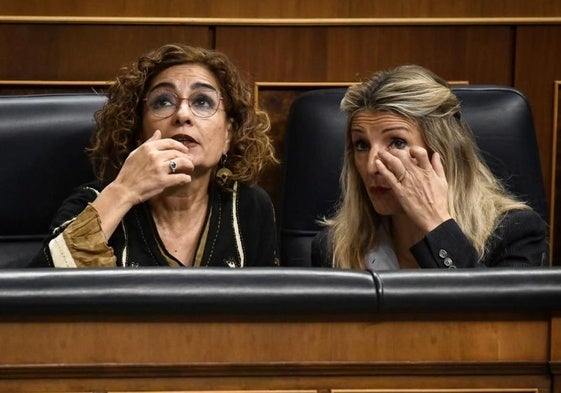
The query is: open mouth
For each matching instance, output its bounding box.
[172,134,198,147]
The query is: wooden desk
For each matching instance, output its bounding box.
[0,311,555,393]
[1,268,559,393]
[552,313,561,393]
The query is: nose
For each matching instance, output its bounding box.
[174,99,193,125]
[366,145,380,176]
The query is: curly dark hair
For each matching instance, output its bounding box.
[90,43,277,186]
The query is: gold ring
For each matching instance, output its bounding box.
[397,171,406,182]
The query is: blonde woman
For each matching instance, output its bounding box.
[312,65,548,269]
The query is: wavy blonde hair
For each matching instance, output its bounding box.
[328,65,529,269]
[90,43,277,185]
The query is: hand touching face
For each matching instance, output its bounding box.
[351,110,451,232]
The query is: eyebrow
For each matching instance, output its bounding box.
[382,126,411,134]
[191,81,219,91]
[351,125,411,135]
[148,81,219,94]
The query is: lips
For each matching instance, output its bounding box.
[369,185,391,195]
[171,134,198,147]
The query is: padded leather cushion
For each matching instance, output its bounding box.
[453,86,547,222]
[279,89,346,266]
[0,94,107,266]
[0,268,378,314]
[0,268,559,314]
[375,268,561,311]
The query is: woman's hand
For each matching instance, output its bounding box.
[111,129,194,205]
[91,130,194,240]
[376,147,451,232]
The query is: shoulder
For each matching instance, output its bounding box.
[484,208,549,267]
[234,182,274,210]
[215,181,275,223]
[236,182,271,200]
[495,209,548,236]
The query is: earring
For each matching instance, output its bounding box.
[216,154,233,187]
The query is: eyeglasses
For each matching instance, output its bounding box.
[144,87,222,119]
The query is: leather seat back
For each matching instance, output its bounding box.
[0,94,107,267]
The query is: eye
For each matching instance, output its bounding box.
[389,138,407,150]
[353,139,370,152]
[148,90,176,109]
[190,91,218,110]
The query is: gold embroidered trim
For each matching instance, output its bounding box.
[232,181,244,267]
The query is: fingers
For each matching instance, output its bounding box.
[119,137,193,185]
[408,146,431,170]
[135,130,193,175]
[152,137,191,155]
[164,155,195,175]
[375,158,406,188]
[379,147,442,182]
[142,129,190,155]
[377,147,450,232]
[377,150,408,184]
[168,158,178,174]
[147,129,162,141]
[431,152,446,178]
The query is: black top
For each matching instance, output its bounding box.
[312,209,549,268]
[31,181,279,268]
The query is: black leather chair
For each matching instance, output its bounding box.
[279,86,548,267]
[0,94,107,267]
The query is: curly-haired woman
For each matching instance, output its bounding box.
[33,44,279,268]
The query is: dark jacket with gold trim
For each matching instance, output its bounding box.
[32,181,279,268]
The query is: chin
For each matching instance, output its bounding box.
[373,208,395,216]
[370,200,400,216]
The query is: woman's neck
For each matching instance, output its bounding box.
[148,175,212,265]
[150,175,210,221]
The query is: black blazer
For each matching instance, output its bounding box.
[312,209,549,268]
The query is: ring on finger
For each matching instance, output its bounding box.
[169,159,178,174]
[397,170,407,182]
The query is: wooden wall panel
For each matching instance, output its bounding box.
[515,26,561,265]
[0,24,211,81]
[322,26,513,83]
[217,27,329,82]
[216,26,513,83]
[1,0,561,18]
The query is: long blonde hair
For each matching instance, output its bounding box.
[328,65,529,269]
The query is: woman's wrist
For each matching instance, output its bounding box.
[91,182,136,238]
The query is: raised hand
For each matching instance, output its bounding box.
[91,130,195,239]
[112,129,195,205]
[376,147,451,232]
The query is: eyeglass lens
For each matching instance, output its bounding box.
[146,88,220,118]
